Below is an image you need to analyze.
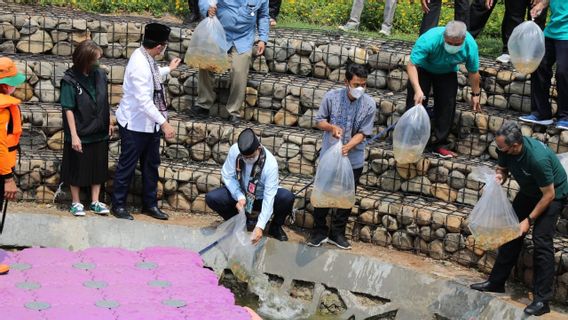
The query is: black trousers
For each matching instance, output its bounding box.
[269,0,282,20]
[313,167,363,237]
[205,186,294,228]
[488,194,563,303]
[112,124,161,209]
[406,68,458,148]
[531,38,568,121]
[419,0,470,35]
[468,0,547,53]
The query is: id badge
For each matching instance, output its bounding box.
[245,193,254,213]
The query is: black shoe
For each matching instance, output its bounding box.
[189,105,209,117]
[306,233,328,247]
[184,12,200,24]
[469,281,505,293]
[524,301,550,316]
[268,225,288,241]
[141,207,169,220]
[328,234,352,250]
[229,115,241,124]
[111,207,133,220]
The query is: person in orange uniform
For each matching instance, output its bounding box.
[0,57,25,275]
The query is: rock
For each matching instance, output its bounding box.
[359,226,372,242]
[274,110,298,126]
[368,52,404,70]
[69,30,90,45]
[17,30,53,53]
[400,176,431,195]
[444,233,462,253]
[108,22,142,44]
[309,48,324,63]
[504,81,531,96]
[164,179,178,194]
[34,80,59,103]
[456,188,479,206]
[359,210,379,224]
[252,56,269,73]
[366,70,387,89]
[51,41,73,56]
[415,158,430,176]
[419,226,433,241]
[382,215,398,231]
[195,174,221,193]
[483,77,504,94]
[348,47,368,64]
[475,113,489,133]
[509,94,532,113]
[123,42,140,58]
[387,69,408,92]
[43,115,63,135]
[496,70,514,84]
[282,95,301,114]
[428,240,448,259]
[178,183,199,201]
[13,82,33,101]
[1,22,20,40]
[47,130,64,151]
[372,227,391,246]
[301,143,318,162]
[104,43,124,58]
[277,143,300,158]
[191,194,212,213]
[370,159,389,175]
[445,215,463,233]
[165,144,189,160]
[396,162,417,180]
[320,44,348,69]
[431,183,458,202]
[253,109,274,124]
[313,61,331,79]
[167,193,191,210]
[486,95,508,109]
[189,142,212,161]
[19,18,39,35]
[427,166,449,183]
[416,209,432,226]
[453,249,479,266]
[288,54,312,76]
[300,88,326,109]
[448,170,466,190]
[456,134,488,157]
[35,186,55,204]
[288,155,315,175]
[392,231,413,250]
[0,40,15,53]
[548,135,568,154]
[211,142,230,164]
[245,87,258,106]
[20,170,42,190]
[50,30,68,42]
[379,169,402,192]
[301,111,324,134]
[328,68,346,81]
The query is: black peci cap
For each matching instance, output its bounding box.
[144,23,171,43]
[238,128,260,156]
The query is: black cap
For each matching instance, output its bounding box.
[238,128,260,156]
[144,23,171,43]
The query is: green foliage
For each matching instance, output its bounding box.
[23,0,189,16]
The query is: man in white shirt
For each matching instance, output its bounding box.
[205,129,294,243]
[112,23,181,220]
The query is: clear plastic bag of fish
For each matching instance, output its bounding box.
[311,140,355,209]
[392,104,431,164]
[508,21,545,74]
[184,0,230,73]
[467,168,520,250]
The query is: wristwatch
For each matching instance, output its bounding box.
[527,216,536,226]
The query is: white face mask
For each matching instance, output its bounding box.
[349,86,365,99]
[160,44,167,56]
[243,154,259,165]
[444,42,463,55]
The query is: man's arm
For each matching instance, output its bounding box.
[256,0,270,45]
[520,184,555,234]
[256,165,279,231]
[315,93,343,138]
[407,61,425,106]
[220,145,245,201]
[468,72,482,112]
[495,165,509,184]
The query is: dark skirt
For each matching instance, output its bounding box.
[61,140,108,187]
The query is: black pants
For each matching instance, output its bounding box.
[112,124,161,209]
[406,68,458,148]
[313,167,363,237]
[205,186,294,228]
[419,0,470,35]
[531,38,568,121]
[468,0,547,53]
[187,0,200,16]
[488,194,563,303]
[269,0,282,20]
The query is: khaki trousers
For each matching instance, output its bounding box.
[197,47,252,116]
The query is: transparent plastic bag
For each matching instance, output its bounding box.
[310,141,355,209]
[392,104,431,164]
[467,171,520,250]
[557,153,568,174]
[508,21,545,74]
[184,0,230,73]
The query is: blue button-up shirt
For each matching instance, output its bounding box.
[221,144,280,230]
[199,0,270,54]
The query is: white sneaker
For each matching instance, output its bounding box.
[379,29,391,36]
[339,22,359,32]
[70,203,86,216]
[496,54,510,64]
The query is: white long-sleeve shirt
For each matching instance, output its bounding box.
[221,144,279,230]
[116,47,170,133]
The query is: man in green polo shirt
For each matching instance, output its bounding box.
[406,20,482,158]
[519,0,568,130]
[470,121,568,316]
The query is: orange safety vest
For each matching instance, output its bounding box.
[0,94,22,175]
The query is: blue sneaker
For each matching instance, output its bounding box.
[518,114,553,126]
[557,120,568,130]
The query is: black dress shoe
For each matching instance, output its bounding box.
[470,281,505,293]
[524,301,550,316]
[142,207,169,220]
[111,207,133,220]
[268,225,288,241]
[189,105,209,117]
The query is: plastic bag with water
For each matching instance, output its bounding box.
[311,140,355,209]
[184,0,230,73]
[508,21,545,74]
[467,167,520,250]
[392,104,431,164]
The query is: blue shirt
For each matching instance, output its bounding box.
[410,27,479,74]
[315,88,376,170]
[199,0,270,54]
[544,0,568,40]
[221,144,280,230]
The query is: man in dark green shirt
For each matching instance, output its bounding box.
[470,121,567,316]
